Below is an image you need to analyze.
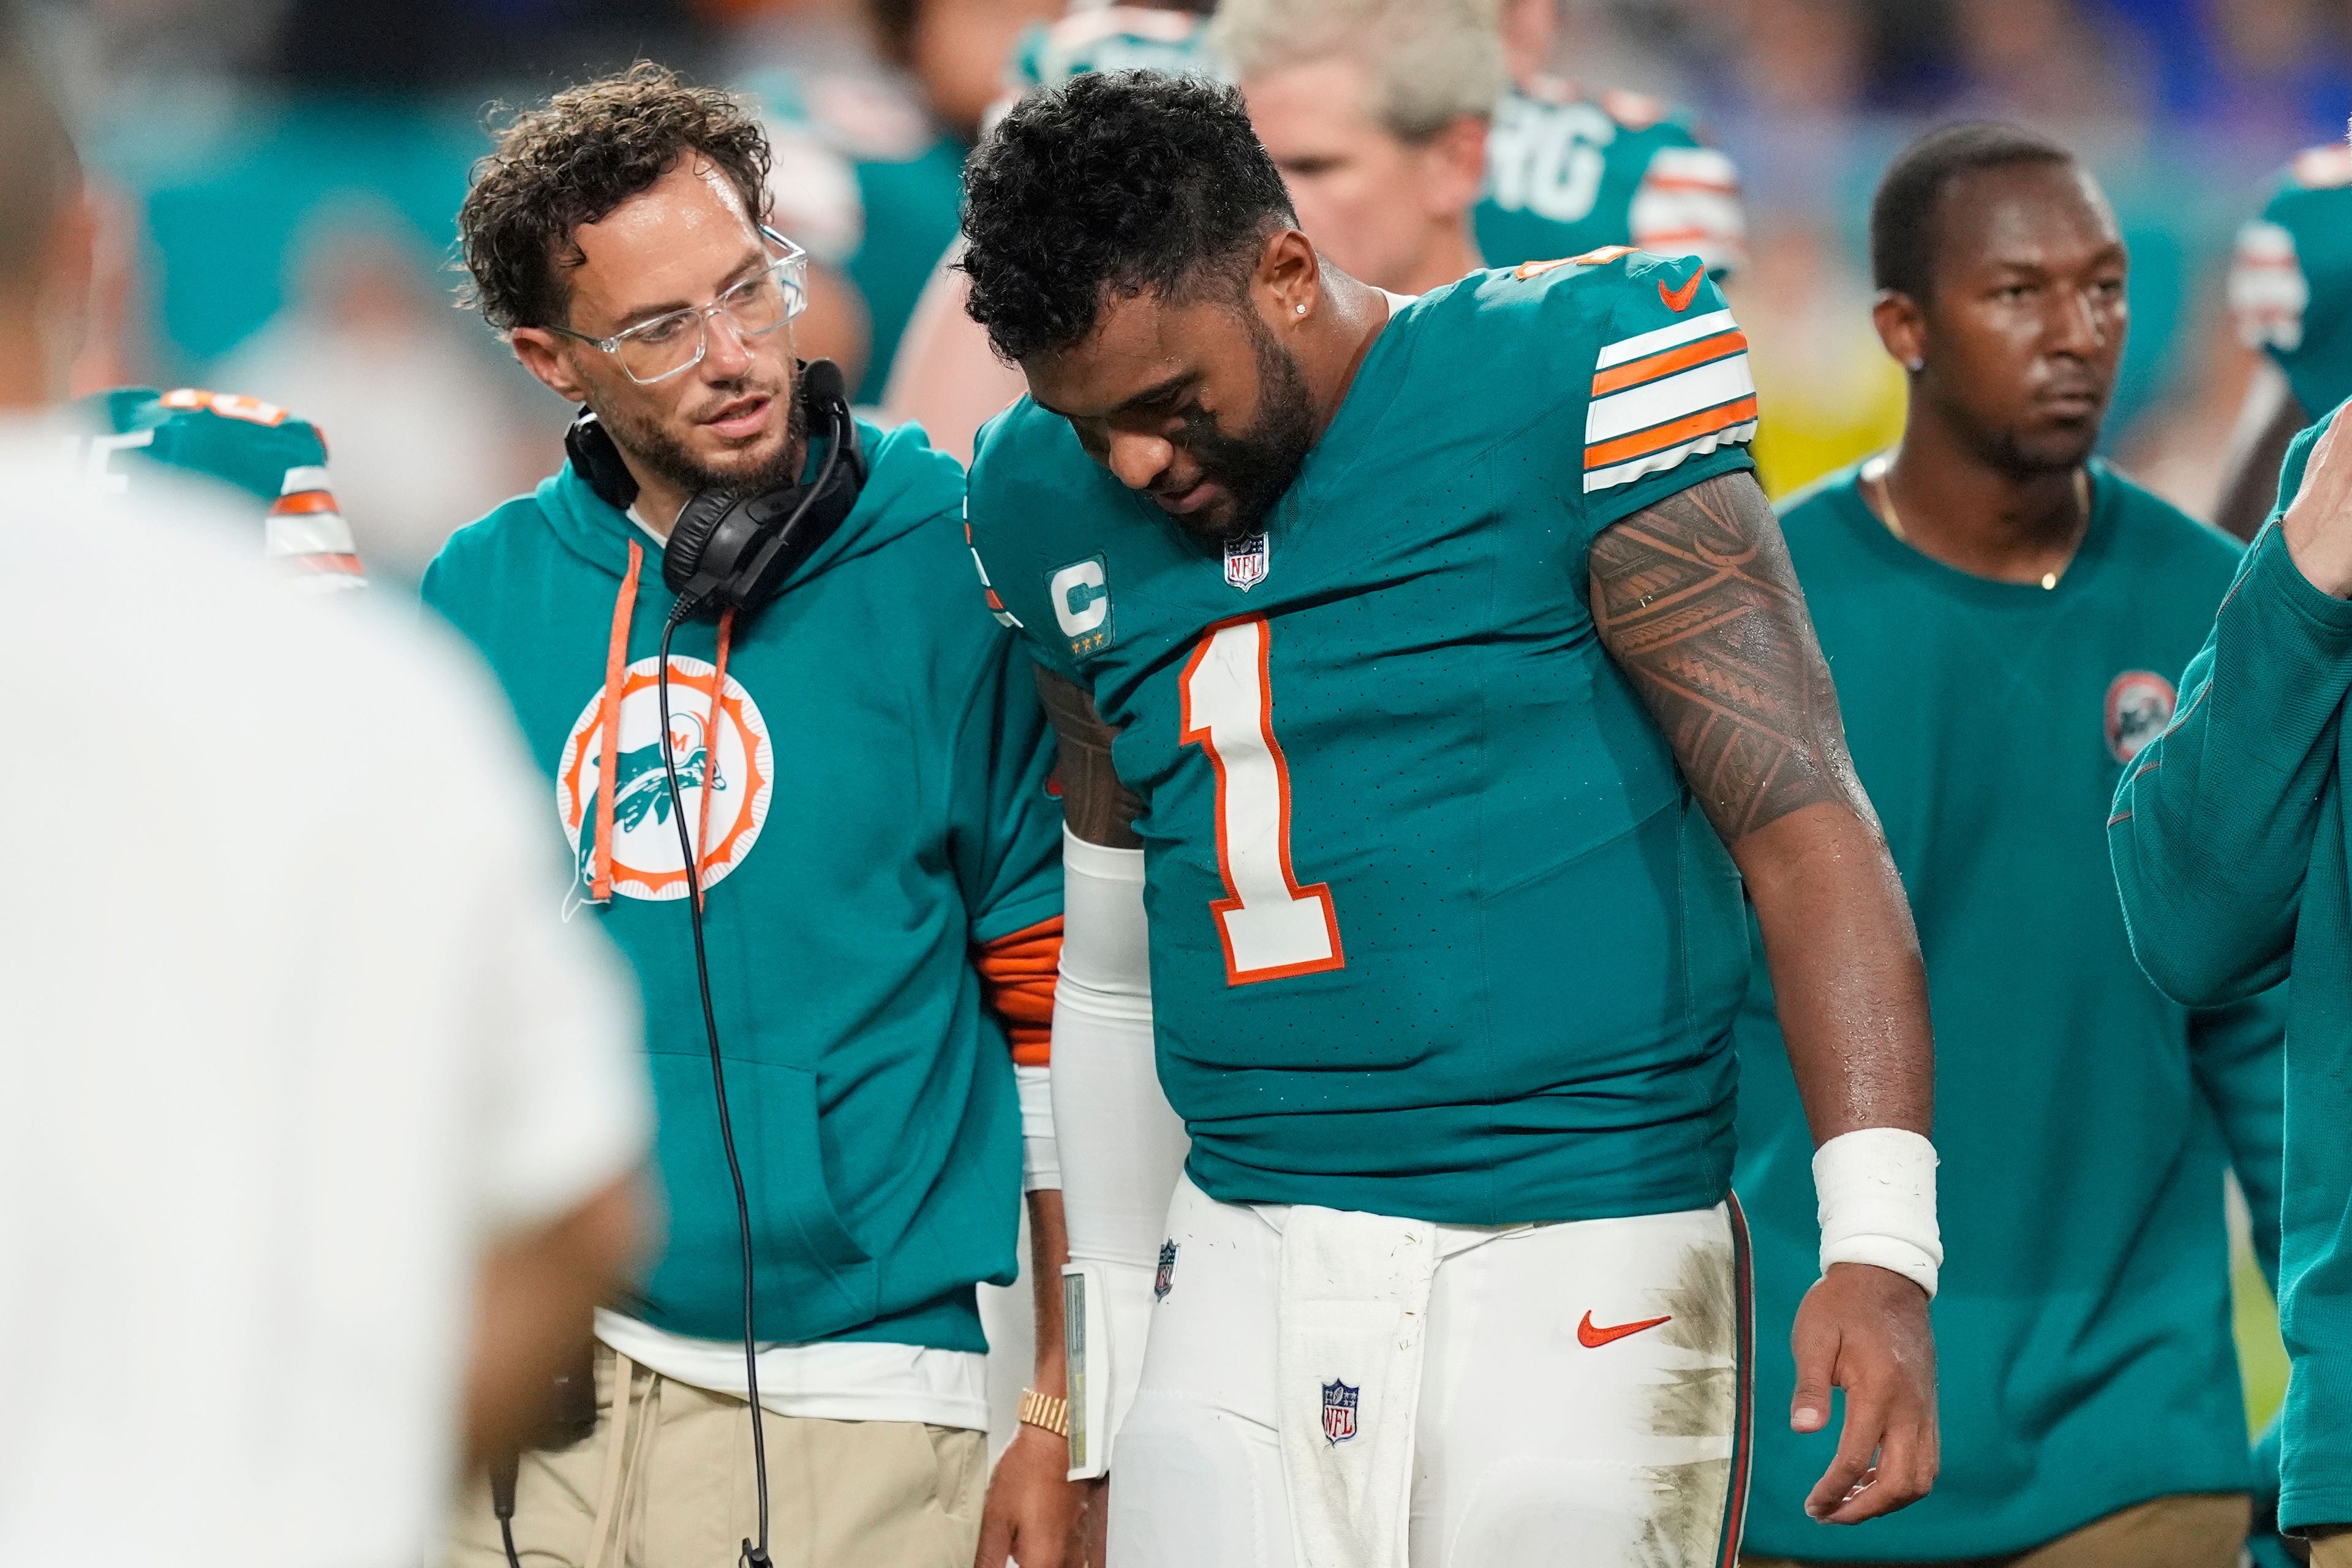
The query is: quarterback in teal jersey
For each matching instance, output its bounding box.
[960,73,1937,1567]
[1738,124,2286,1568]
[2217,138,2352,542]
[64,386,364,589]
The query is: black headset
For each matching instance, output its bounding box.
[518,360,867,1568]
[562,357,868,622]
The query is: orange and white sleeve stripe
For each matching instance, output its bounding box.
[2229,219,2309,353]
[1583,309,1757,494]
[1630,145,1747,278]
[975,914,1063,1066]
[268,464,367,589]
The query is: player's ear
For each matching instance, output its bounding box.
[511,325,590,404]
[1258,227,1321,323]
[1872,288,1928,377]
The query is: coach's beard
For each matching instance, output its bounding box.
[1172,316,1317,547]
[601,375,810,505]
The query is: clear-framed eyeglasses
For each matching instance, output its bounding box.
[550,228,809,385]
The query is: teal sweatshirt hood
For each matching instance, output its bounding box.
[533,416,948,592]
[423,418,1065,1355]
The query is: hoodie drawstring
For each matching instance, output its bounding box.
[592,542,736,908]
[590,541,644,906]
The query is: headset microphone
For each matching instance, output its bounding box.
[664,358,865,622]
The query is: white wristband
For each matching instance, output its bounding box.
[1813,1127,1942,1298]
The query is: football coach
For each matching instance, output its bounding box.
[425,64,1080,1568]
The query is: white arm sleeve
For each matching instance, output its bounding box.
[1016,1063,1059,1192]
[1052,827,1187,1478]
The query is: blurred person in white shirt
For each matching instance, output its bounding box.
[0,10,654,1564]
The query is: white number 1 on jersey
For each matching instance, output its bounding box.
[1180,617,1345,986]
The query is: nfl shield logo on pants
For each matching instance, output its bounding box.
[1224,531,1270,592]
[1321,1379,1359,1444]
[1155,1240,1178,1301]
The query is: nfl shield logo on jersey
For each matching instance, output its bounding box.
[1155,1240,1178,1301]
[1321,1379,1359,1444]
[1224,531,1270,592]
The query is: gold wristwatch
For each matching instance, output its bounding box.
[1018,1387,1070,1439]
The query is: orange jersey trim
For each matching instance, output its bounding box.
[1590,329,1746,398]
[976,914,1063,1065]
[1583,396,1758,472]
[270,489,342,516]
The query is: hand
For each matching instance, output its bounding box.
[2282,412,2352,598]
[1790,1262,1939,1525]
[973,1425,1082,1568]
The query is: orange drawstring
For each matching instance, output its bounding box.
[690,609,736,910]
[590,541,645,905]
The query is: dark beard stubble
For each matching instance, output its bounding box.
[597,376,809,503]
[1170,313,1317,548]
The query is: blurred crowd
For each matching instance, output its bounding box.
[24,0,2352,584]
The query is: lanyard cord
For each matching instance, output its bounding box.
[657,601,773,1568]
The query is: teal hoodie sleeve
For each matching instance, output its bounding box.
[954,616,1066,946]
[2190,986,2288,1288]
[2111,411,2352,1007]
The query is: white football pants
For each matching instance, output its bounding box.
[1109,1175,1753,1568]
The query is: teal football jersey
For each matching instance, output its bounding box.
[1477,79,1745,279]
[66,386,364,589]
[2232,141,2352,420]
[967,254,1760,1223]
[1003,6,1222,94]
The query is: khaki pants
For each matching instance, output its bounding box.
[1740,1492,2250,1568]
[446,1344,987,1568]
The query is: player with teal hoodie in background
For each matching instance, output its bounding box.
[2114,400,2352,1568]
[1739,124,2286,1568]
[426,65,1082,1568]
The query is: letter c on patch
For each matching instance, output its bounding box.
[1050,558,1109,638]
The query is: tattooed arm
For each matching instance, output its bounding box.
[1034,666,1143,848]
[1590,470,1939,1526]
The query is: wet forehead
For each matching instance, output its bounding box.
[1937,162,2122,278]
[1027,291,1231,418]
[566,159,763,330]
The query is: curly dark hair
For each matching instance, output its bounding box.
[959,72,1297,363]
[1871,122,2072,304]
[458,62,772,333]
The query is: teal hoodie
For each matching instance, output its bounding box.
[422,420,1062,1354]
[2114,403,2352,1534]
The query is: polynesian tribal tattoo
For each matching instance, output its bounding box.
[1033,665,1146,850]
[1588,473,1863,844]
